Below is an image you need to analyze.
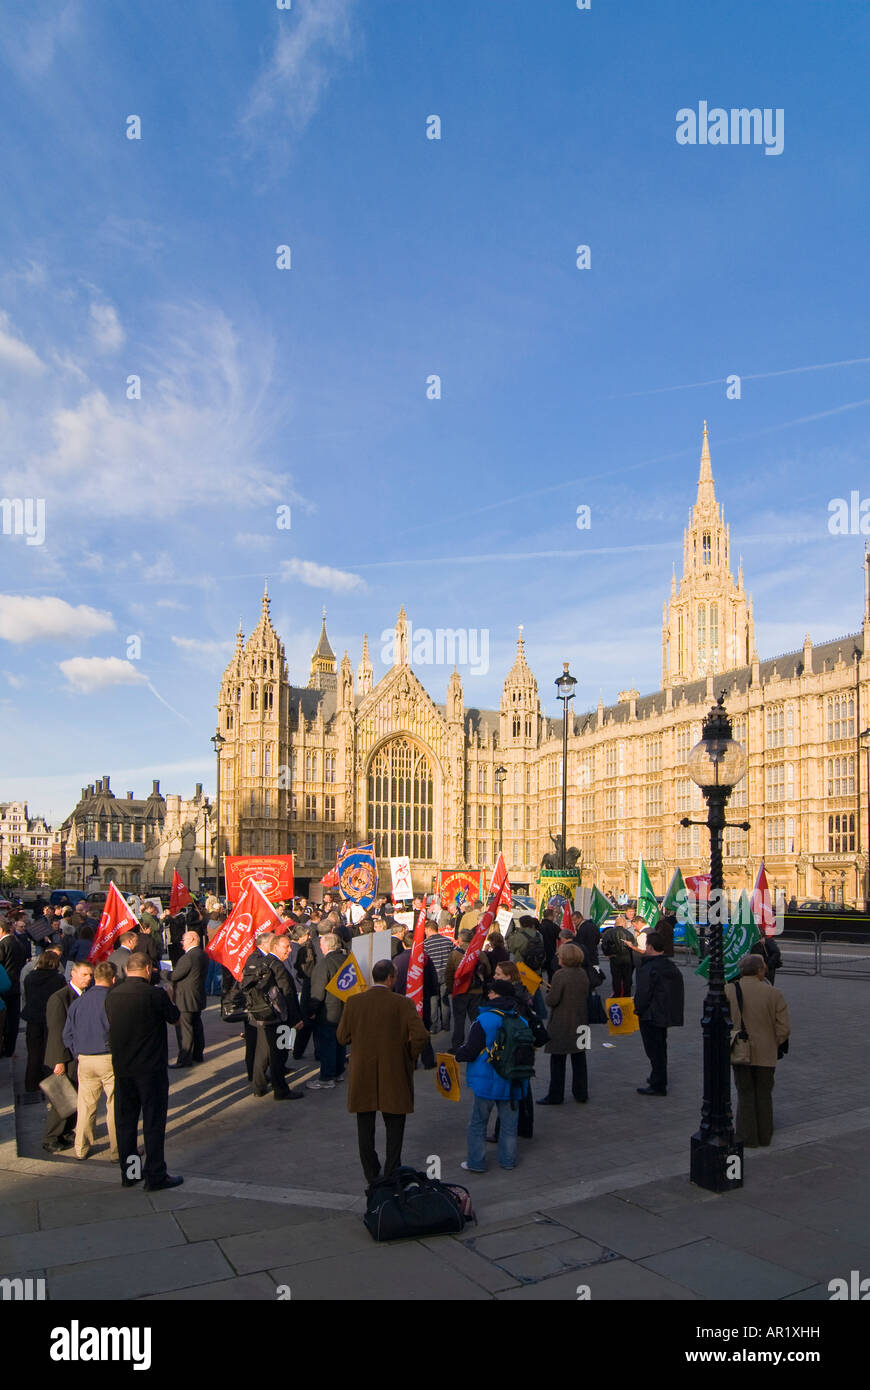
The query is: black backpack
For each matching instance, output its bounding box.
[513,925,546,973]
[364,1166,472,1242]
[487,1009,536,1084]
[241,956,279,1022]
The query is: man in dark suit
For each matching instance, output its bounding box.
[42,960,94,1153]
[104,952,182,1191]
[242,933,303,1101]
[132,924,163,982]
[108,930,138,982]
[169,930,208,1067]
[0,918,28,1056]
[336,958,430,1186]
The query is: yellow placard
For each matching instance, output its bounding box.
[325,952,367,1000]
[516,961,542,995]
[435,1051,461,1102]
[605,996,639,1035]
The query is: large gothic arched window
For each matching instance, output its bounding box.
[367,738,434,860]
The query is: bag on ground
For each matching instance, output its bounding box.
[364,1166,468,1242]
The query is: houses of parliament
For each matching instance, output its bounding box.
[212,425,870,906]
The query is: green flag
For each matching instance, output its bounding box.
[663,866,699,951]
[588,885,613,927]
[695,889,760,981]
[636,857,661,931]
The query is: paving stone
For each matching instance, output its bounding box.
[175,1198,341,1243]
[617,1177,722,1216]
[269,1242,492,1300]
[640,1237,818,1300]
[746,1228,870,1284]
[0,1200,38,1235]
[796,1195,870,1239]
[219,1214,372,1274]
[48,1240,234,1300]
[145,1188,234,1213]
[496,1257,700,1301]
[0,1212,184,1273]
[496,1236,607,1282]
[471,1220,582,1260]
[550,1193,702,1259]
[782,1283,835,1301]
[418,1235,520,1293]
[141,1272,279,1300]
[665,1198,801,1251]
[38,1188,154,1230]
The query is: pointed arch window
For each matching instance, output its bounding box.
[710,604,719,667]
[697,605,706,667]
[250,685,258,712]
[367,737,434,859]
[702,531,712,567]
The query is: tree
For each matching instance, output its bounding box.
[48,866,65,889]
[5,850,37,888]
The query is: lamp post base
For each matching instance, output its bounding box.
[690,1132,744,1192]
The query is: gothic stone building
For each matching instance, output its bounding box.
[216,426,870,905]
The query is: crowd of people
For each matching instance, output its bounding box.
[0,885,791,1195]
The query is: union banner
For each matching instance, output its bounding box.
[535,869,581,921]
[435,869,485,913]
[225,854,294,901]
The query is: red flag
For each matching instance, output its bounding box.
[89,882,139,963]
[206,881,282,981]
[406,907,427,1017]
[562,900,573,934]
[321,839,348,889]
[169,869,193,915]
[751,862,778,936]
[452,854,509,997]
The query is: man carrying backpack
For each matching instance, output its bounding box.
[600,914,639,998]
[505,916,548,1018]
[455,979,534,1173]
[241,932,300,1101]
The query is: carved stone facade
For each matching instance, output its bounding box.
[215,428,870,905]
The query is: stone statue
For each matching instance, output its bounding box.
[541,833,581,871]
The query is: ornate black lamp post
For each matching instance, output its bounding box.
[495,765,507,853]
[555,664,577,871]
[211,731,225,898]
[682,694,749,1192]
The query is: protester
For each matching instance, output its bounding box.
[572,913,601,971]
[633,931,685,1096]
[423,920,453,1031]
[62,960,119,1161]
[241,932,299,1100]
[42,961,95,1152]
[21,952,67,1092]
[600,914,637,998]
[456,979,531,1173]
[307,931,348,1090]
[105,951,182,1190]
[725,954,790,1147]
[392,931,438,1068]
[482,928,509,969]
[336,958,430,1187]
[108,930,138,982]
[749,933,783,986]
[537,907,559,977]
[0,917,28,1057]
[489,961,542,1142]
[445,928,492,1052]
[169,930,209,1068]
[539,943,590,1105]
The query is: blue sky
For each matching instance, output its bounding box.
[1,0,869,823]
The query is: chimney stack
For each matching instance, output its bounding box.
[126,791,134,800]
[103,775,111,793]
[195,783,203,799]
[152,780,160,795]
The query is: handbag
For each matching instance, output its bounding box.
[39,1071,78,1119]
[729,981,751,1065]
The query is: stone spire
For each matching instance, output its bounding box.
[357,633,373,696]
[309,607,337,691]
[696,419,716,509]
[394,606,409,667]
[501,624,540,745]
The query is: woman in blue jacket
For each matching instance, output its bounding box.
[455,980,530,1173]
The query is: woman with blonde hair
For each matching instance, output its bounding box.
[538,942,590,1105]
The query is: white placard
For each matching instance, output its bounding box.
[390,855,413,901]
[394,911,414,930]
[353,930,394,985]
[496,907,514,932]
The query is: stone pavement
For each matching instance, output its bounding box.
[2,967,869,1301]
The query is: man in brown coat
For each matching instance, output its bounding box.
[336,958,430,1187]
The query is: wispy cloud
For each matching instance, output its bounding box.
[240,0,357,164]
[280,557,364,592]
[90,302,124,352]
[0,311,45,373]
[0,595,114,644]
[171,635,234,662]
[0,1,80,79]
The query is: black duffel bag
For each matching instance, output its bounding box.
[364,1166,467,1242]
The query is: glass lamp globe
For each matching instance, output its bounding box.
[687,730,747,793]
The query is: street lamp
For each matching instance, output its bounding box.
[495,765,507,851]
[856,728,861,911]
[684,694,749,1192]
[211,731,226,898]
[555,663,577,870]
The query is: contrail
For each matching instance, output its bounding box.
[147,681,192,725]
[609,355,870,400]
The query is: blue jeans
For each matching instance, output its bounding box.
[467,1094,519,1171]
[314,1021,346,1081]
[205,958,223,996]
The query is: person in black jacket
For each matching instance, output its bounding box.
[21,953,68,1092]
[392,931,438,1068]
[104,952,182,1190]
[0,918,29,1057]
[241,934,303,1101]
[633,932,685,1096]
[168,931,209,1067]
[41,960,95,1150]
[750,933,782,985]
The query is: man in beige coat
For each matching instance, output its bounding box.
[336,958,430,1186]
[725,954,790,1147]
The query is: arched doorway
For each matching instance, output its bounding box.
[367,737,434,861]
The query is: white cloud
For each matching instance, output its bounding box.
[0,595,114,644]
[58,656,148,694]
[241,0,356,156]
[0,311,45,373]
[0,2,80,78]
[90,302,125,352]
[2,671,23,689]
[171,636,234,658]
[280,558,364,592]
[234,531,273,548]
